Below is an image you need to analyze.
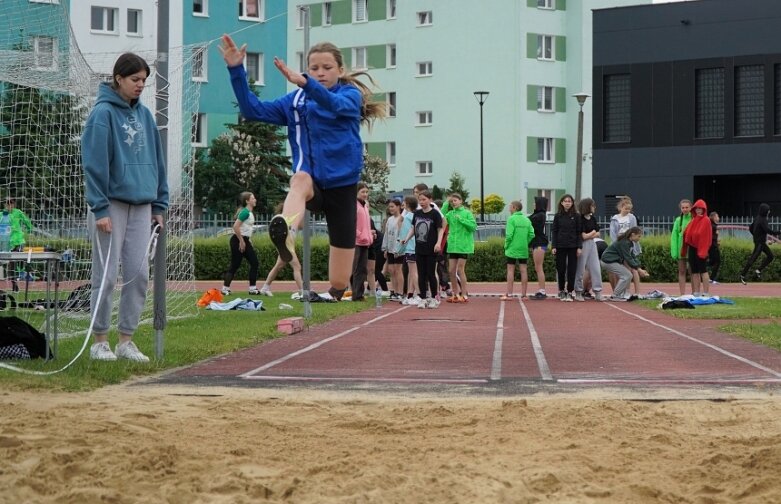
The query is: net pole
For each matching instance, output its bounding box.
[153,0,170,358]
[301,5,312,319]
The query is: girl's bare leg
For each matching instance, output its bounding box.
[678,259,688,295]
[520,264,529,297]
[505,264,515,296]
[281,171,315,229]
[457,259,468,296]
[329,246,353,291]
[533,247,546,291]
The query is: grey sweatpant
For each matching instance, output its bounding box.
[89,200,152,335]
[575,238,603,293]
[600,260,633,298]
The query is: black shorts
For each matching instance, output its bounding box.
[449,253,470,260]
[306,183,357,249]
[688,247,708,274]
[386,253,404,264]
[505,256,528,265]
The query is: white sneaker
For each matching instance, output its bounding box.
[291,291,303,300]
[574,292,585,302]
[90,342,117,361]
[248,287,261,295]
[417,298,428,309]
[259,286,273,297]
[412,295,422,305]
[221,286,231,296]
[427,298,440,309]
[115,341,150,363]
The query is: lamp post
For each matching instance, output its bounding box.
[474,91,489,221]
[573,92,590,202]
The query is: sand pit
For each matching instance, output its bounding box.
[2,385,781,503]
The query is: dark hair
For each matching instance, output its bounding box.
[417,189,433,200]
[111,53,151,89]
[413,183,429,192]
[618,226,642,241]
[510,200,522,212]
[235,191,253,218]
[578,198,595,216]
[557,194,576,215]
[404,195,417,212]
[357,182,368,191]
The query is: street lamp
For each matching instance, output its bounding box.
[473,91,489,222]
[573,92,590,202]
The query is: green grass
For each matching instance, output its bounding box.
[721,322,781,352]
[637,297,781,320]
[0,292,371,392]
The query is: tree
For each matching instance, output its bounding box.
[431,184,444,201]
[470,193,505,215]
[361,153,390,209]
[446,172,470,201]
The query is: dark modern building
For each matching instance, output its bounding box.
[592,0,781,217]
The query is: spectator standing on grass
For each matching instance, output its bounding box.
[502,200,534,300]
[528,196,549,300]
[739,203,780,284]
[708,211,721,285]
[574,198,604,302]
[350,182,373,302]
[551,194,582,302]
[601,227,649,301]
[221,191,260,296]
[444,193,476,303]
[682,199,713,296]
[671,199,693,295]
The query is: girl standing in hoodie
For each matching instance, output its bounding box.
[551,194,582,301]
[681,199,712,296]
[350,182,373,301]
[739,203,780,284]
[528,196,549,299]
[82,53,169,362]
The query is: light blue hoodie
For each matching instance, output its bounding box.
[82,82,169,220]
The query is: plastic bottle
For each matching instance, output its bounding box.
[375,286,382,310]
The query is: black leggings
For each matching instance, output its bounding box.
[740,242,774,276]
[417,253,438,299]
[224,235,258,287]
[708,245,721,281]
[555,247,578,292]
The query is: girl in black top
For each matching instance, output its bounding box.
[528,196,549,299]
[551,194,582,301]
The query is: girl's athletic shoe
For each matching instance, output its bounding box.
[259,286,273,296]
[530,291,547,300]
[248,287,261,295]
[269,214,295,263]
[221,286,231,296]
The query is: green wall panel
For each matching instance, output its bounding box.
[526,33,537,59]
[341,46,351,68]
[368,0,385,21]
[555,138,566,163]
[527,85,537,111]
[555,35,566,61]
[367,44,386,69]
[526,137,537,162]
[366,142,385,159]
[555,87,566,112]
[309,3,322,26]
[331,0,351,25]
[527,0,537,7]
[556,0,566,11]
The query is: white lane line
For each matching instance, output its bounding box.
[490,301,505,381]
[560,378,781,384]
[239,305,409,378]
[606,303,781,378]
[244,375,489,384]
[519,298,553,381]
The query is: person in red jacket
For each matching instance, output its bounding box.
[681,199,713,296]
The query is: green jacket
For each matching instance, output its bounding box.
[670,213,692,259]
[504,211,535,259]
[445,205,477,254]
[602,238,641,269]
[5,209,32,249]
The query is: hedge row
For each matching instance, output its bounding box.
[194,235,780,283]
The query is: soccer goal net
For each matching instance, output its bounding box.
[0,2,198,338]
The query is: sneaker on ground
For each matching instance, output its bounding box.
[740,275,747,285]
[755,269,762,279]
[558,291,567,300]
[709,279,719,285]
[221,286,231,296]
[574,292,585,302]
[90,342,117,361]
[417,298,428,309]
[427,298,440,309]
[115,341,150,362]
[594,292,605,302]
[500,295,514,301]
[248,287,261,295]
[291,291,303,300]
[583,291,594,299]
[562,292,574,302]
[327,286,346,301]
[608,295,628,302]
[412,295,422,305]
[531,291,547,300]
[269,214,295,263]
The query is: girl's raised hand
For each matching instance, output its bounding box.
[219,34,246,67]
[273,57,306,86]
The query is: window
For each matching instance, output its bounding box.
[537,138,554,163]
[536,189,553,212]
[695,68,724,139]
[387,44,396,68]
[127,9,142,35]
[387,0,396,19]
[246,52,263,85]
[296,7,306,28]
[416,161,433,175]
[193,0,208,15]
[91,6,118,33]
[416,111,432,126]
[33,36,57,70]
[537,0,554,9]
[239,0,262,20]
[603,74,631,143]
[353,0,367,22]
[192,46,207,81]
[352,47,367,70]
[296,52,304,72]
[323,2,332,26]
[387,92,396,117]
[417,11,433,25]
[735,65,764,137]
[536,35,553,60]
[537,86,553,112]
[387,142,396,166]
[416,61,433,77]
[192,113,206,147]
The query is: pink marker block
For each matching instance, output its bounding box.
[277,317,304,335]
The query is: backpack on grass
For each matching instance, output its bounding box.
[0,316,51,360]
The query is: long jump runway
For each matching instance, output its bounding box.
[160,296,781,393]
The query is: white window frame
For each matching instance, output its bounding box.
[417,11,433,26]
[416,111,433,126]
[387,142,396,166]
[192,46,208,82]
[537,0,554,9]
[192,113,207,147]
[416,61,433,77]
[90,6,119,34]
[28,0,60,4]
[296,51,305,72]
[387,92,396,118]
[193,0,208,16]
[239,0,263,21]
[353,0,367,23]
[537,137,554,163]
[416,161,433,176]
[387,44,396,68]
[537,86,554,112]
[127,9,142,36]
[245,52,264,86]
[352,47,367,70]
[323,2,332,26]
[33,36,57,71]
[387,0,396,19]
[537,35,553,61]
